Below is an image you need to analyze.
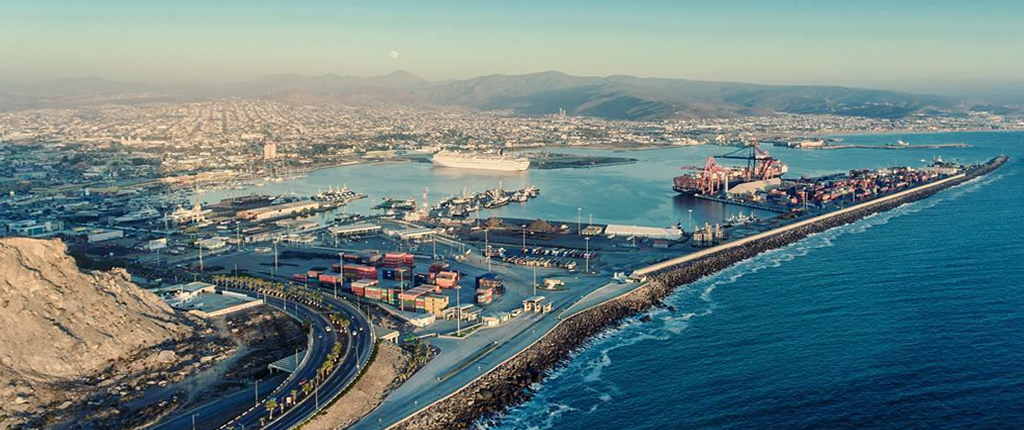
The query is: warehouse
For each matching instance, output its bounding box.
[236,200,321,221]
[327,222,381,237]
[604,224,683,240]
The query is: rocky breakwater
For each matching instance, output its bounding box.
[390,156,1007,430]
[0,237,203,429]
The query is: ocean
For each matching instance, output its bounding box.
[479,132,1024,430]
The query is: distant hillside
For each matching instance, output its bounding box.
[0,71,1002,119]
[423,71,962,120]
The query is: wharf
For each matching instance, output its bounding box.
[694,194,789,213]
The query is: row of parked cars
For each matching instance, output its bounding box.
[519,246,598,260]
[502,255,578,270]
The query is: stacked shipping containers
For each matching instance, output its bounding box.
[343,265,378,280]
[436,271,460,289]
[383,252,415,268]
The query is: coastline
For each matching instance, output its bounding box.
[384,155,1008,430]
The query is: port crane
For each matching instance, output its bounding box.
[679,156,728,195]
[676,140,788,196]
[716,140,787,182]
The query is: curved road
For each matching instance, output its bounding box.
[150,288,372,430]
[225,288,374,430]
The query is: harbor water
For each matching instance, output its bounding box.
[479,131,1024,429]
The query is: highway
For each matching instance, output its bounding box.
[223,288,374,430]
[149,287,372,430]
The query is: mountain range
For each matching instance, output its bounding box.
[0,71,1014,120]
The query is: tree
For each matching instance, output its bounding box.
[266,398,278,419]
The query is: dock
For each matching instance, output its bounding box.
[693,194,789,213]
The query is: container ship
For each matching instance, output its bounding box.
[673,142,788,196]
[430,150,530,171]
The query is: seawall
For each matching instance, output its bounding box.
[388,156,1007,430]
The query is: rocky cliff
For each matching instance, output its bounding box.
[0,237,195,425]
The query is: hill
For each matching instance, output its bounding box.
[0,71,998,120]
[0,237,196,425]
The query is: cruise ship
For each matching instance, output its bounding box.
[430,150,530,171]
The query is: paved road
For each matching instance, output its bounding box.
[149,288,372,430]
[224,289,374,430]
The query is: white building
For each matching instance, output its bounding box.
[604,224,683,241]
[263,142,277,160]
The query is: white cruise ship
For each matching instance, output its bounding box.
[430,150,530,171]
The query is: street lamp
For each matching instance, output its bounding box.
[577,207,582,235]
[485,228,491,272]
[338,252,344,299]
[521,224,527,249]
[192,413,200,430]
[584,237,591,274]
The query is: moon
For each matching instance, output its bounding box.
[390,51,399,60]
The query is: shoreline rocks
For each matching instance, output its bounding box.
[390,156,1007,430]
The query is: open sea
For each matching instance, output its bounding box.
[475,132,1024,430]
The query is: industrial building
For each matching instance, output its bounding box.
[386,226,436,240]
[236,200,321,221]
[327,223,382,237]
[604,224,684,240]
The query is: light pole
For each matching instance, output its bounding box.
[254,379,259,408]
[577,207,582,235]
[688,209,693,232]
[192,413,200,430]
[533,266,537,296]
[584,237,590,274]
[273,239,279,277]
[521,224,527,249]
[485,228,491,272]
[456,284,461,336]
[342,251,350,298]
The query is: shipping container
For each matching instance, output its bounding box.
[343,264,378,280]
[436,270,460,288]
[384,252,415,268]
[414,272,435,287]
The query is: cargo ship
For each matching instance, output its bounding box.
[673,142,788,196]
[430,150,530,171]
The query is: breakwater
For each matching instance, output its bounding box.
[388,156,1007,430]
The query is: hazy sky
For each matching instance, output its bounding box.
[2,0,1023,89]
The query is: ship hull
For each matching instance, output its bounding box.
[672,177,779,196]
[431,156,530,171]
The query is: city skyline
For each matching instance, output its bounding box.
[2,0,1023,93]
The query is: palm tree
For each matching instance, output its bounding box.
[266,398,278,419]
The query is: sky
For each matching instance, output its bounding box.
[1,0,1023,91]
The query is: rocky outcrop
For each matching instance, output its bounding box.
[0,237,196,426]
[391,156,1007,430]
